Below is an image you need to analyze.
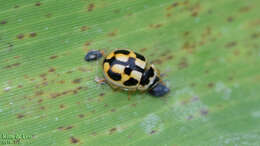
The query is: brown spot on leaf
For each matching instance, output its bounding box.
[108,30,118,37]
[109,128,117,134]
[110,109,116,112]
[233,50,240,56]
[17,85,23,88]
[191,11,198,17]
[14,5,19,8]
[80,26,89,31]
[190,83,196,87]
[104,104,108,107]
[187,115,193,120]
[38,99,43,103]
[70,136,79,144]
[227,16,233,22]
[178,58,188,69]
[84,41,91,46]
[166,2,179,10]
[182,41,196,53]
[200,109,208,116]
[208,82,214,88]
[46,13,52,18]
[150,24,163,29]
[151,59,162,65]
[58,126,64,130]
[251,33,260,39]
[35,2,42,6]
[225,41,237,48]
[72,78,82,84]
[114,9,120,13]
[17,114,25,119]
[16,34,24,39]
[87,3,95,11]
[60,104,65,109]
[29,32,37,37]
[239,6,251,13]
[140,48,147,52]
[131,103,137,107]
[4,63,21,69]
[100,93,104,96]
[166,13,172,17]
[65,126,73,130]
[35,90,44,96]
[48,67,56,72]
[91,132,97,136]
[50,93,61,98]
[78,114,84,118]
[184,31,190,37]
[40,106,45,110]
[150,130,156,134]
[49,55,58,59]
[0,20,7,25]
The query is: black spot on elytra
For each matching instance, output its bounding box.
[123,78,138,86]
[124,67,132,75]
[135,52,145,61]
[70,136,79,144]
[140,67,154,86]
[114,50,130,55]
[108,69,121,81]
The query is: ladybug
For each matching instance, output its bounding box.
[85,49,170,97]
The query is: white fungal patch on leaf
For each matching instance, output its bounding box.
[171,87,208,122]
[251,111,260,118]
[215,81,232,100]
[141,113,164,135]
[208,133,260,146]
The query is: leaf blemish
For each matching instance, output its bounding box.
[49,55,58,59]
[17,114,25,119]
[72,78,82,84]
[87,3,95,12]
[78,114,84,118]
[29,32,37,37]
[35,2,42,6]
[16,34,24,39]
[109,128,117,135]
[0,20,7,25]
[48,67,56,72]
[70,136,79,144]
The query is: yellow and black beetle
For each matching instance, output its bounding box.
[85,49,170,97]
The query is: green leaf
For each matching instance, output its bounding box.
[1,0,260,145]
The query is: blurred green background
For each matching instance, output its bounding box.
[0,0,260,145]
